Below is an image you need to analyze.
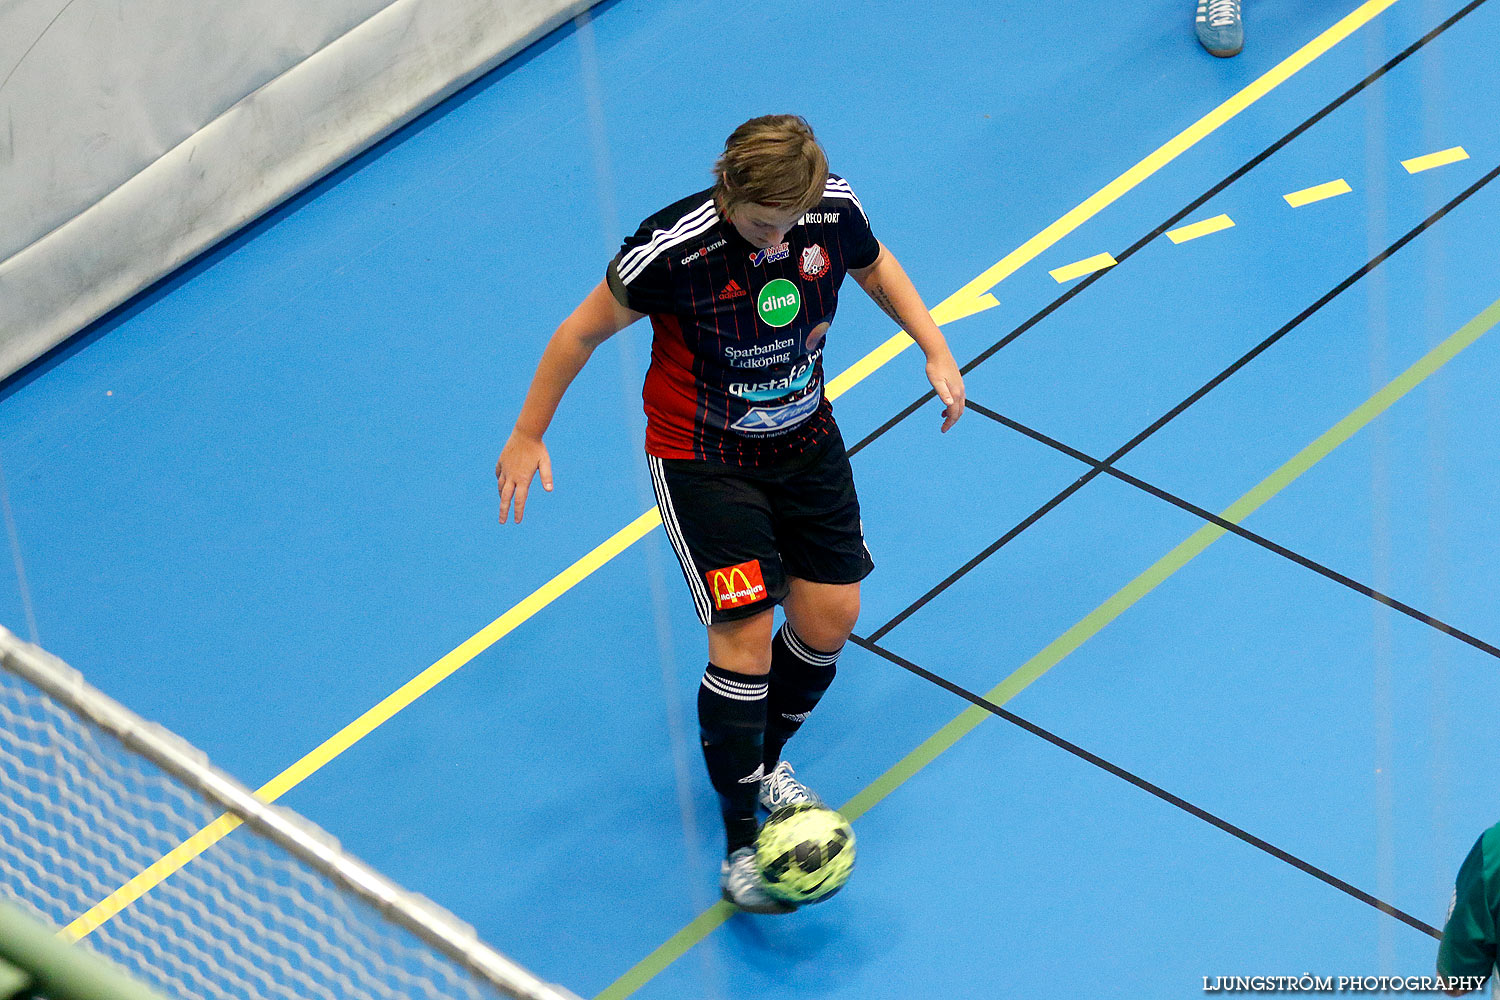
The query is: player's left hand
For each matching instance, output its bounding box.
[925,350,965,432]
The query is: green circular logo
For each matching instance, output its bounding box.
[756,278,801,328]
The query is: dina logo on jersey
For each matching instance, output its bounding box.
[748,242,790,266]
[756,279,800,328]
[799,244,830,280]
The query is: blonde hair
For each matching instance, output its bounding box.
[712,115,829,216]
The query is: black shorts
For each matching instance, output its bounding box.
[647,426,875,626]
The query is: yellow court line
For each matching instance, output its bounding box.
[1284,178,1353,206]
[1402,146,1469,174]
[595,291,1500,1000]
[927,0,1400,323]
[63,507,665,940]
[1049,252,1118,283]
[1166,214,1236,244]
[64,0,1404,943]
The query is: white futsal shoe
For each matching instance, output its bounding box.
[720,846,797,914]
[758,760,822,812]
[1195,0,1243,57]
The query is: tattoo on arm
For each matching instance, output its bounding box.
[868,283,904,325]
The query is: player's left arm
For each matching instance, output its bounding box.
[850,242,965,432]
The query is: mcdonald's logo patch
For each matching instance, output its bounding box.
[707,560,767,610]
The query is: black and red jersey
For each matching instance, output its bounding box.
[606,174,880,466]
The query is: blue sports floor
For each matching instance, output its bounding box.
[4,0,1500,995]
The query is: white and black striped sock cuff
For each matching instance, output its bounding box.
[779,623,842,667]
[700,668,768,702]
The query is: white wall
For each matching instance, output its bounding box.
[0,0,598,379]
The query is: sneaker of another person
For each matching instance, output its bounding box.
[1196,0,1243,57]
[720,847,797,914]
[758,760,821,812]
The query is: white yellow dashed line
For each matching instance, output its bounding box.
[1401,146,1469,174]
[1166,214,1236,244]
[1039,141,1469,288]
[1049,252,1117,283]
[1284,178,1352,207]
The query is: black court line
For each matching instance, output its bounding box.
[868,158,1500,643]
[847,633,1444,940]
[846,0,1490,463]
[966,398,1500,662]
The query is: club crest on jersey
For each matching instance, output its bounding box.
[749,242,790,266]
[799,244,830,280]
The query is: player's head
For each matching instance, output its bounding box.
[714,115,829,249]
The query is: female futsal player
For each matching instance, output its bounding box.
[496,115,964,913]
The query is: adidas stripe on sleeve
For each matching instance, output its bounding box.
[826,177,880,271]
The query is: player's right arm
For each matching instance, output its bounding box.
[1437,828,1498,995]
[496,279,643,523]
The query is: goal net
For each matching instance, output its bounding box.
[0,627,582,1000]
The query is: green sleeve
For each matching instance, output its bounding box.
[1437,830,1499,979]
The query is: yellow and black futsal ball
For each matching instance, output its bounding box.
[755,803,856,904]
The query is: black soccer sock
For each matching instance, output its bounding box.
[763,622,841,770]
[698,662,769,855]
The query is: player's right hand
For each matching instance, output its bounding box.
[496,431,553,524]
